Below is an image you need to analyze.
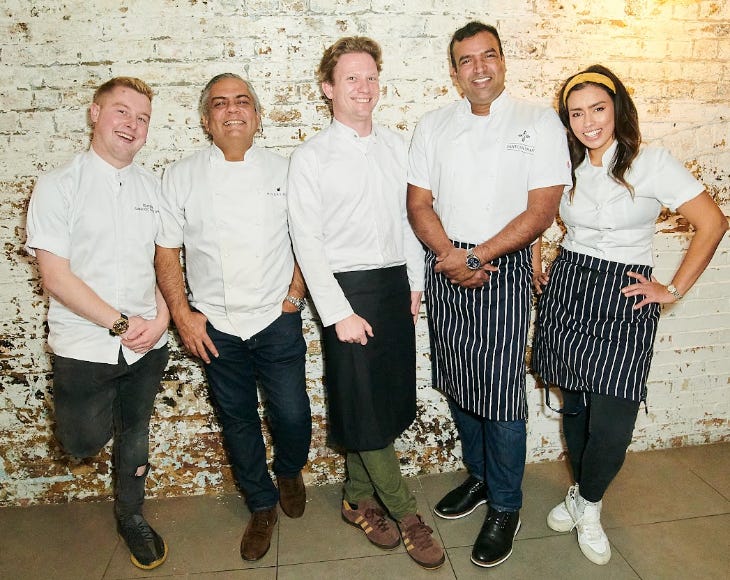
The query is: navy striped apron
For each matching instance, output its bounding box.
[531,249,660,402]
[425,243,532,421]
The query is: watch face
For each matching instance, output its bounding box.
[112,318,129,335]
[466,253,481,271]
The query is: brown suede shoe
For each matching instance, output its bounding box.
[341,498,400,550]
[277,473,306,518]
[398,513,445,569]
[240,507,278,561]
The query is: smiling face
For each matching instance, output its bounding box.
[322,51,380,136]
[202,77,260,161]
[89,86,151,168]
[450,30,506,116]
[566,84,616,166]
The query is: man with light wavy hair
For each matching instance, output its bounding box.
[288,37,445,570]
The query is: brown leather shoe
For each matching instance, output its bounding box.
[240,507,278,561]
[277,473,306,518]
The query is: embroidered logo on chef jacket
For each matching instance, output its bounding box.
[133,203,159,213]
[506,130,535,154]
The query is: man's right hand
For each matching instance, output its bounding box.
[435,247,498,288]
[176,310,219,364]
[458,269,494,289]
[335,313,374,345]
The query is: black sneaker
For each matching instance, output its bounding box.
[470,507,520,568]
[434,475,488,519]
[117,514,168,570]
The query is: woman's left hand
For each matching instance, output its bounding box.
[621,272,677,309]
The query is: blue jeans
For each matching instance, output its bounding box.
[204,312,311,512]
[53,346,168,517]
[449,399,526,512]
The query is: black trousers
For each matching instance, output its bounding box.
[53,346,168,516]
[561,390,640,503]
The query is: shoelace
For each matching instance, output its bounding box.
[120,515,157,553]
[573,513,604,541]
[404,518,435,549]
[486,510,514,530]
[462,479,484,494]
[569,504,604,544]
[363,507,392,532]
[249,511,275,538]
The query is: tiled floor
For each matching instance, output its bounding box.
[1,443,728,579]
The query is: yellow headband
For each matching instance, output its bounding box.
[563,72,617,105]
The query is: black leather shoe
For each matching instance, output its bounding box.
[434,475,488,519]
[470,507,521,568]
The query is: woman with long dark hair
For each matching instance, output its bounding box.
[531,64,727,565]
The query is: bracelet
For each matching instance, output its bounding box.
[666,284,683,300]
[285,295,306,311]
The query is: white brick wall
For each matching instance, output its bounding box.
[0,0,727,505]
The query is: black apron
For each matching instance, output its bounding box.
[322,265,416,450]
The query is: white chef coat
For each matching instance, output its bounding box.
[408,92,572,243]
[157,143,293,340]
[26,149,166,364]
[561,141,704,266]
[287,120,424,327]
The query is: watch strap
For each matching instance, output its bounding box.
[666,284,683,300]
[285,295,305,311]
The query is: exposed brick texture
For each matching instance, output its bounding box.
[1,0,728,506]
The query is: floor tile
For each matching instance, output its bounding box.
[278,551,457,579]
[103,494,272,579]
[665,442,730,500]
[520,459,576,539]
[188,569,277,579]
[447,534,640,579]
[2,443,729,580]
[0,500,117,580]
[418,470,486,549]
[277,482,406,565]
[610,514,730,580]
[419,460,574,549]
[601,448,729,528]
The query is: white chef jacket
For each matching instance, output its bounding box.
[25,149,166,364]
[561,141,705,266]
[408,92,572,243]
[157,143,293,340]
[287,120,425,327]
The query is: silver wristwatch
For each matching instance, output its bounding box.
[666,284,683,300]
[285,295,306,311]
[465,249,482,271]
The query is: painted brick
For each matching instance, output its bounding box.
[0,0,728,507]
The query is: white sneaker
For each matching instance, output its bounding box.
[547,484,579,532]
[574,498,611,565]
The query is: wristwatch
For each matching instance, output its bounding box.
[109,313,129,336]
[285,295,306,311]
[666,284,683,300]
[465,249,482,271]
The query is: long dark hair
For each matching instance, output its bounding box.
[558,64,641,199]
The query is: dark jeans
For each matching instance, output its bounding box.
[204,312,311,512]
[449,399,526,512]
[561,390,640,502]
[53,346,168,517]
